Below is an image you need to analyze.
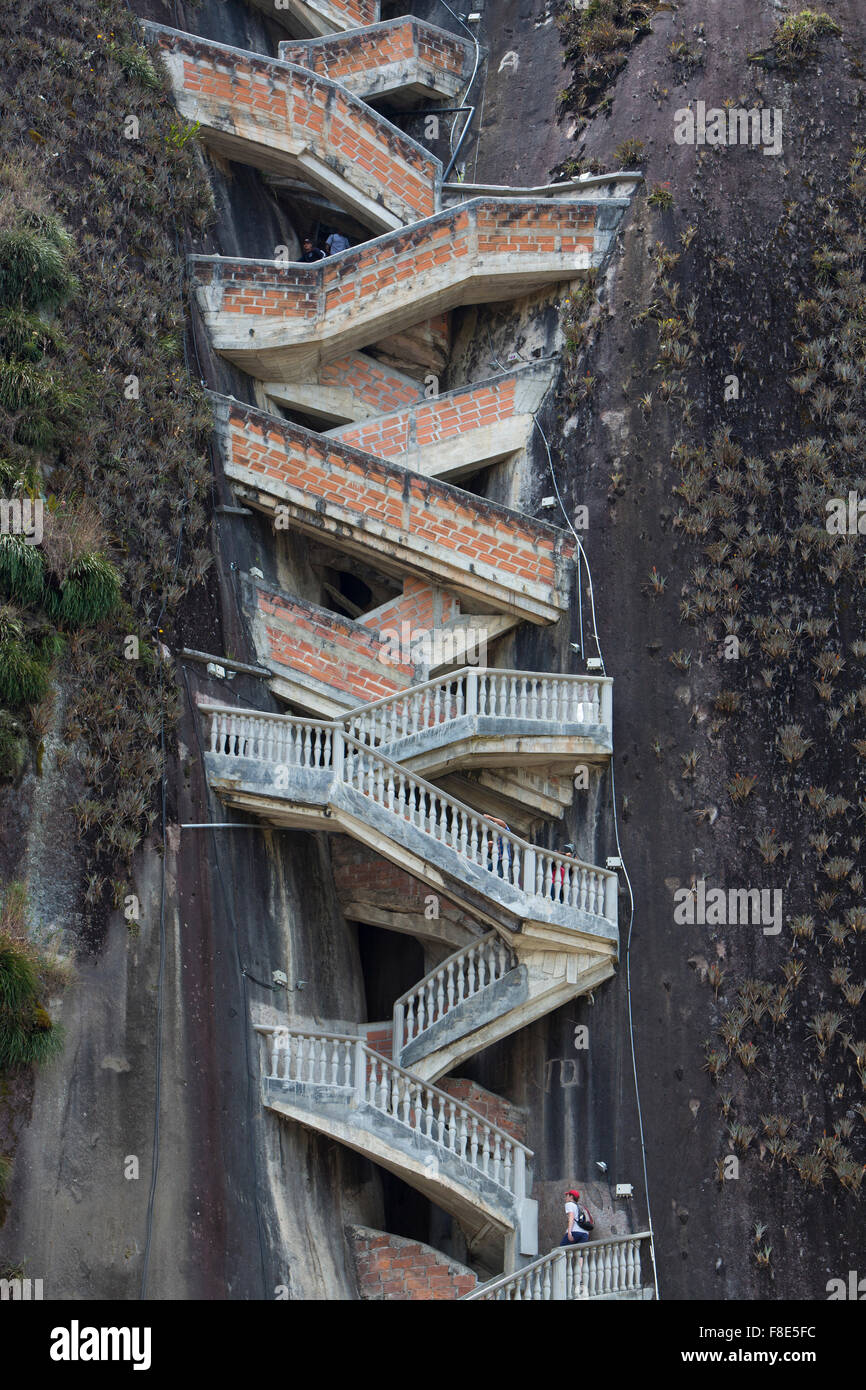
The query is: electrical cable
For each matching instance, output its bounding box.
[437,0,482,176]
[486,323,661,1299]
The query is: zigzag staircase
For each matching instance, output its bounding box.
[154,0,652,1293]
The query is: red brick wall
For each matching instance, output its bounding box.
[360,577,460,632]
[437,1079,527,1145]
[331,839,480,934]
[223,404,572,591]
[335,376,519,461]
[152,29,437,223]
[192,200,597,333]
[319,353,422,415]
[364,1024,393,1058]
[253,584,420,703]
[279,19,468,86]
[347,1227,476,1300]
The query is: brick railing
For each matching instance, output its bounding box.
[330,372,519,469]
[145,22,439,230]
[248,0,380,34]
[189,197,608,379]
[214,396,575,623]
[249,579,420,707]
[278,17,473,101]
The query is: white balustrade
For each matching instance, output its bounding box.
[256,1027,529,1198]
[568,1234,645,1298]
[206,708,617,924]
[464,1233,653,1301]
[341,668,611,748]
[394,933,516,1055]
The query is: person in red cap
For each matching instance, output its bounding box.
[561,1189,592,1245]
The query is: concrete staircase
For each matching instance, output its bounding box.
[255,1025,537,1264]
[213,394,574,623]
[164,0,650,1292]
[278,17,476,106]
[146,23,440,230]
[189,197,626,380]
[202,705,618,949]
[324,360,557,482]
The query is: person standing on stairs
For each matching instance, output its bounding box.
[299,236,325,263]
[325,229,351,256]
[561,1189,592,1246]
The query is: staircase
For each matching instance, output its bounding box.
[255,1026,538,1265]
[202,705,618,947]
[189,198,625,381]
[278,18,476,106]
[157,0,653,1294]
[145,23,440,230]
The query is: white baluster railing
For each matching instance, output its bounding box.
[462,1232,654,1301]
[393,932,516,1057]
[256,1026,530,1199]
[339,669,612,748]
[206,707,617,926]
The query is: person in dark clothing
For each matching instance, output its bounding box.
[299,237,325,263]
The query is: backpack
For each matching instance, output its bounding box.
[576,1204,594,1232]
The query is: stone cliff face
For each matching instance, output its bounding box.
[2,0,864,1302]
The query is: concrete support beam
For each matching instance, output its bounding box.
[246,0,379,39]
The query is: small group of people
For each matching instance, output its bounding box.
[299,230,351,263]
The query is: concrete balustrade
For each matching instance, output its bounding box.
[255,1024,538,1259]
[203,705,619,945]
[190,197,626,380]
[278,17,475,105]
[462,1232,656,1301]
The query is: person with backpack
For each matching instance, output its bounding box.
[560,1189,593,1245]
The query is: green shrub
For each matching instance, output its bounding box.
[43,552,121,628]
[0,1153,11,1194]
[0,608,50,706]
[0,219,77,311]
[771,10,842,67]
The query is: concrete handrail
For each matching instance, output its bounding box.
[462,1231,654,1300]
[392,931,516,1056]
[256,1025,532,1185]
